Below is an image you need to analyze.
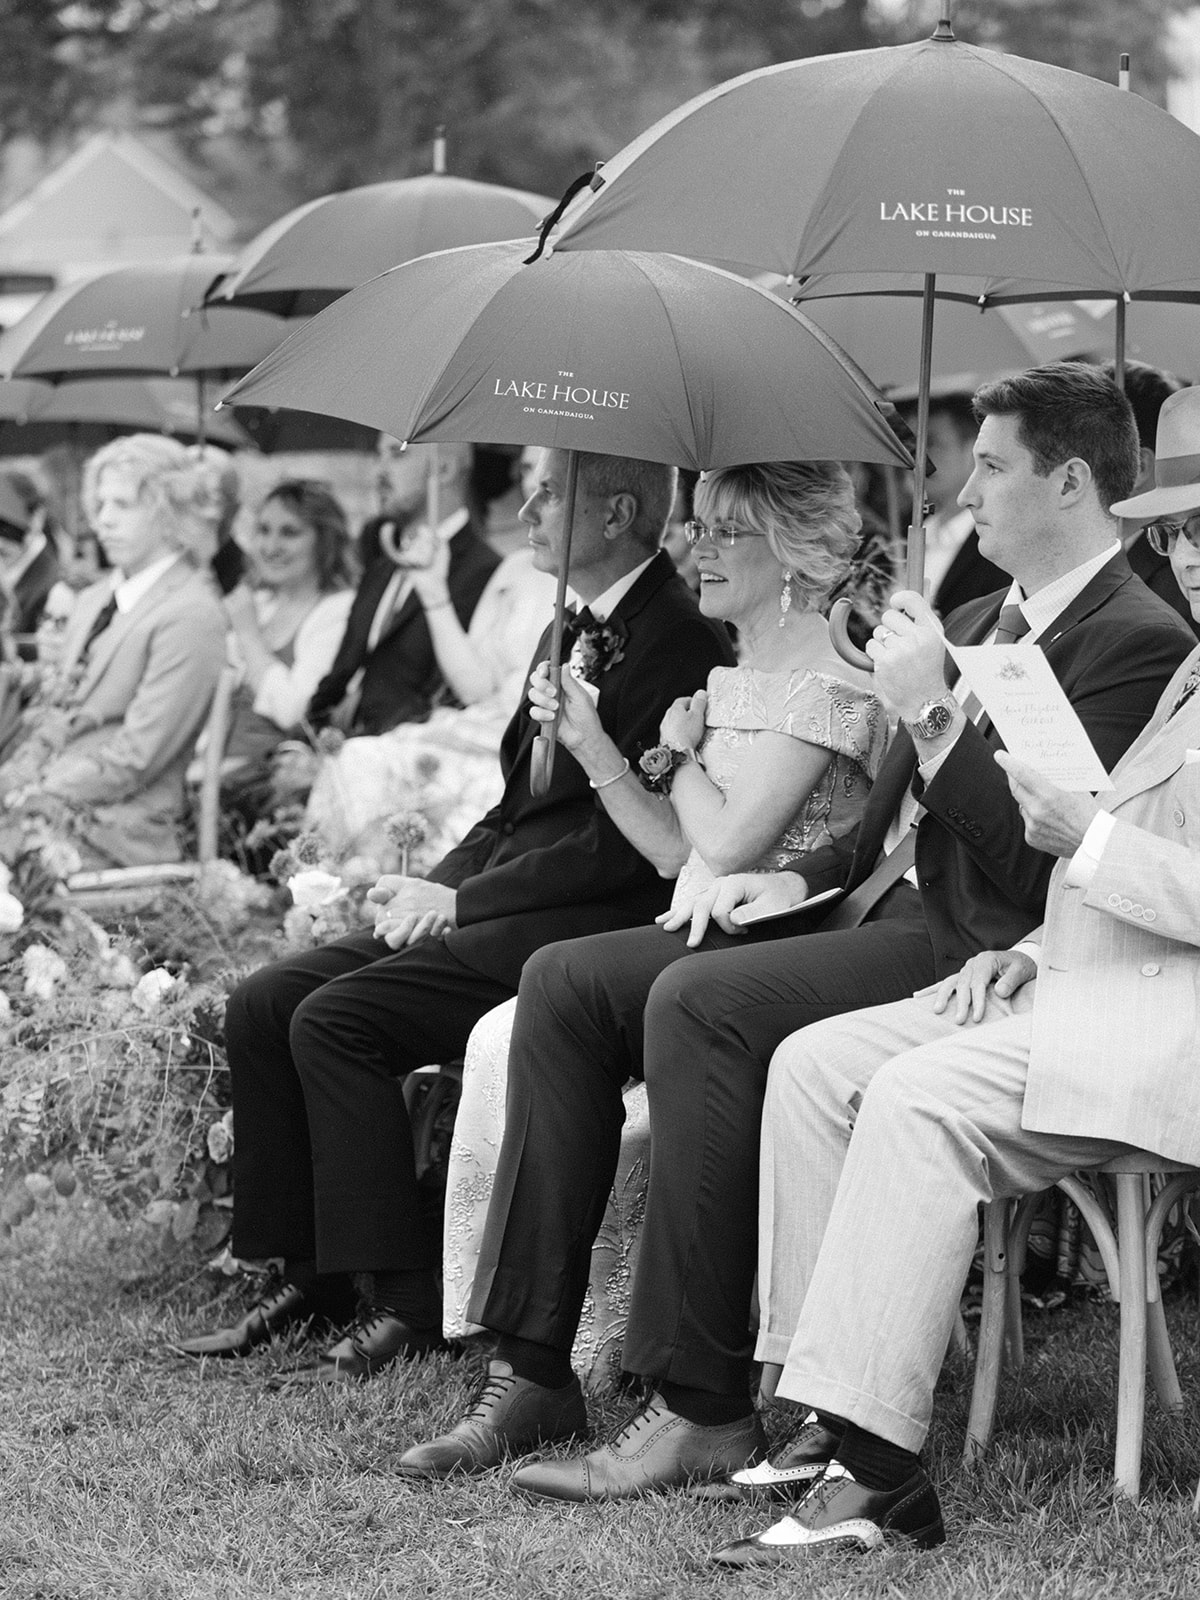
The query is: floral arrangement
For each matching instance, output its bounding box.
[637,743,691,794]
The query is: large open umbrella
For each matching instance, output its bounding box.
[223,238,913,789]
[209,141,553,319]
[0,376,251,452]
[552,10,1200,662]
[0,257,286,442]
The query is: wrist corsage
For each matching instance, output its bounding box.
[638,743,692,794]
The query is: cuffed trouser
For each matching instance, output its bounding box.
[758,989,1136,1451]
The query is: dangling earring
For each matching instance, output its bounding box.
[778,569,793,627]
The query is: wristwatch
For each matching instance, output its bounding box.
[906,693,957,740]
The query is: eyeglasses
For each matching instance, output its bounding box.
[1145,514,1200,556]
[683,520,767,549]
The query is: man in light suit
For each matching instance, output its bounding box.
[711,381,1200,1563]
[0,435,226,867]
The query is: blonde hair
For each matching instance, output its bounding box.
[695,460,862,610]
[82,434,225,566]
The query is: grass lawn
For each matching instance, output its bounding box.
[3,1201,1199,1600]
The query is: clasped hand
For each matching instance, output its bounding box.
[656,870,809,947]
[367,875,456,949]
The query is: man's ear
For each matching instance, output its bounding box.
[604,491,638,540]
[1059,456,1092,504]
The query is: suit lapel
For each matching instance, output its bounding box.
[76,563,192,697]
[1104,648,1200,808]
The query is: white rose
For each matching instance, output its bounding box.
[0,892,24,934]
[22,944,67,1000]
[131,968,177,1014]
[288,870,347,910]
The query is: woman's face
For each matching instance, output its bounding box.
[91,466,169,576]
[251,496,320,591]
[690,498,782,627]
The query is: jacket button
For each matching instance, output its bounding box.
[1144,908,1157,922]
[502,822,515,836]
[1108,892,1121,907]
[1131,903,1144,917]
[1141,962,1160,976]
[1174,808,1186,827]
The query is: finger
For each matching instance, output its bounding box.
[655,905,688,931]
[686,894,717,948]
[970,972,991,1023]
[382,916,417,949]
[931,976,957,1015]
[405,911,439,947]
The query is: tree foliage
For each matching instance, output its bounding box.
[0,0,1193,228]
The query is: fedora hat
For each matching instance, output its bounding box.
[1111,385,1200,520]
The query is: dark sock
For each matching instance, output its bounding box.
[835,1421,921,1492]
[814,1409,849,1440]
[659,1380,753,1426]
[494,1334,574,1390]
[369,1267,441,1330]
[280,1257,318,1295]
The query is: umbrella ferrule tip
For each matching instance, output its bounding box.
[933,14,955,41]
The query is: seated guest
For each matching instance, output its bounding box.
[174,447,734,1377]
[717,385,1200,1560]
[194,444,245,596]
[0,434,227,866]
[302,532,556,867]
[1104,360,1199,634]
[218,480,355,821]
[0,471,60,656]
[903,390,1007,616]
[305,437,500,738]
[440,460,888,1357]
[398,362,1194,1493]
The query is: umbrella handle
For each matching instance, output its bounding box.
[531,727,555,795]
[829,598,873,673]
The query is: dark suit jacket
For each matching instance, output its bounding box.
[1127,530,1200,637]
[428,550,736,988]
[932,528,1008,617]
[794,554,1195,978]
[307,515,500,735]
[10,540,59,650]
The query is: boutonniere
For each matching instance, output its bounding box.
[571,620,627,684]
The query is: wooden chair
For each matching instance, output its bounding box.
[64,664,238,909]
[965,1154,1200,1500]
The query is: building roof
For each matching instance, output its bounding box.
[0,131,239,283]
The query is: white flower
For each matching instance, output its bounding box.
[21,944,67,1000]
[99,950,139,989]
[39,840,83,880]
[0,990,11,1021]
[288,869,347,910]
[206,1109,234,1164]
[0,892,24,934]
[131,967,177,1014]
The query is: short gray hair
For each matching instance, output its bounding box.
[695,460,862,610]
[576,450,678,551]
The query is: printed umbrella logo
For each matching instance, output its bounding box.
[879,191,1034,243]
[64,320,146,355]
[491,370,632,425]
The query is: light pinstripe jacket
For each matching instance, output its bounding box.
[1023,645,1200,1164]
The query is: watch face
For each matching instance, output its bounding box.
[916,699,954,736]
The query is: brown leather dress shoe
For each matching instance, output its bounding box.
[314,1308,446,1383]
[171,1277,313,1358]
[397,1359,588,1477]
[511,1394,766,1502]
[710,1461,946,1564]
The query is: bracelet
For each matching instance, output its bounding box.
[637,743,692,794]
[589,758,630,791]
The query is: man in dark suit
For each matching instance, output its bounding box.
[398,363,1195,1496]
[0,472,59,648]
[306,436,500,736]
[176,446,734,1378]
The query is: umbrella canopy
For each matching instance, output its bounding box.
[556,27,1200,305]
[222,239,913,473]
[210,175,555,317]
[0,257,285,383]
[552,16,1200,661]
[0,376,251,449]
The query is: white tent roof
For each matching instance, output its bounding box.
[0,131,238,282]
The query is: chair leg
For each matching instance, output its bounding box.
[965,1198,1012,1467]
[1113,1173,1148,1502]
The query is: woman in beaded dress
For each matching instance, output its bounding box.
[440,459,890,1380]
